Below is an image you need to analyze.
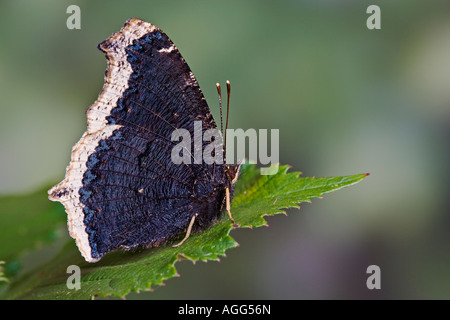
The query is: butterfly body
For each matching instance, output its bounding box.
[49,18,238,262]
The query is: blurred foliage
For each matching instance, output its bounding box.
[0,186,66,278]
[0,262,8,284]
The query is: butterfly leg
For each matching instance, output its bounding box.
[173,213,198,247]
[226,187,238,227]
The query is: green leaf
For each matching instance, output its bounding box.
[0,164,367,299]
[0,186,66,276]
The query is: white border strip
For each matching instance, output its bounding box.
[48,19,157,262]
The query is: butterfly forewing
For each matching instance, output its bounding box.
[49,18,237,262]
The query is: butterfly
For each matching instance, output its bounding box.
[48,18,239,262]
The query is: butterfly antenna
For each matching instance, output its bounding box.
[216,83,224,138]
[225,80,231,152]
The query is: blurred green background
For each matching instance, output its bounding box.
[1,0,449,299]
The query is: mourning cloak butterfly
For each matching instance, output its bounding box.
[48,18,239,262]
